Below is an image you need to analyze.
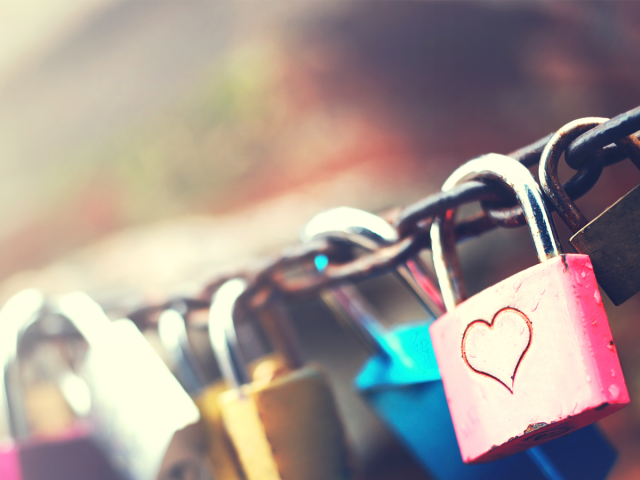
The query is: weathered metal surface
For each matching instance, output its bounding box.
[571,183,640,305]
[565,106,640,169]
[396,130,606,236]
[540,119,610,232]
[118,105,640,327]
[430,255,629,463]
[482,143,604,228]
[541,118,640,305]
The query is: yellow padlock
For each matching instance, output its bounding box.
[208,279,354,480]
[158,307,289,480]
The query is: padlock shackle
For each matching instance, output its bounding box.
[301,206,398,245]
[208,278,307,390]
[302,207,444,355]
[432,154,562,312]
[56,292,114,348]
[255,300,304,371]
[0,289,46,442]
[158,309,209,395]
[539,117,640,233]
[301,219,444,318]
[208,279,253,390]
[303,207,394,355]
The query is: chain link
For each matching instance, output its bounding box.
[126,107,640,330]
[565,106,640,169]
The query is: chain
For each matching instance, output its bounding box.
[126,107,640,329]
[565,106,640,169]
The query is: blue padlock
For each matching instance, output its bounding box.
[302,206,618,480]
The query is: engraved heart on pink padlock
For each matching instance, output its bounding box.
[462,308,532,392]
[430,155,630,463]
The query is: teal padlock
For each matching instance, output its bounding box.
[302,206,618,480]
[302,206,445,316]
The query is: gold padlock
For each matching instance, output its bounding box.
[208,279,354,480]
[158,307,289,480]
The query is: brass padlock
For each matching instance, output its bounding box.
[539,118,640,305]
[208,279,354,480]
[158,306,289,480]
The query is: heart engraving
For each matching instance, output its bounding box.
[462,307,532,392]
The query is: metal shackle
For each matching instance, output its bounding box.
[208,279,304,391]
[302,206,400,356]
[301,206,398,248]
[0,289,47,442]
[302,206,444,316]
[56,292,114,348]
[208,279,250,391]
[301,206,444,356]
[431,153,562,312]
[539,117,640,233]
[158,308,209,396]
[481,146,605,229]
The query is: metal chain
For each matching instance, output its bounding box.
[126,107,640,330]
[565,106,640,169]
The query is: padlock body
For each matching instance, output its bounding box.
[18,427,123,480]
[361,382,617,480]
[0,442,22,480]
[570,183,640,305]
[357,323,617,479]
[195,381,243,480]
[354,322,440,390]
[83,319,204,480]
[219,365,352,480]
[192,353,288,480]
[429,254,629,463]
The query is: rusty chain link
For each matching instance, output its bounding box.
[565,106,640,169]
[126,107,640,330]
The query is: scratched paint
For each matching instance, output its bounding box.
[430,254,630,463]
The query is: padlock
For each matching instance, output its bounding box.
[539,117,640,305]
[208,278,353,480]
[0,444,21,480]
[330,285,619,479]
[300,205,444,399]
[429,153,630,463]
[0,289,123,480]
[303,207,618,479]
[158,305,290,480]
[302,205,446,315]
[56,291,213,480]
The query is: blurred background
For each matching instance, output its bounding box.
[2,1,640,479]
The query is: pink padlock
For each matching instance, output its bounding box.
[0,443,21,480]
[0,290,123,480]
[0,290,43,480]
[429,153,630,463]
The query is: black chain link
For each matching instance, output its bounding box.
[126,107,640,330]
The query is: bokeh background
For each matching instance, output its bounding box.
[3,2,640,479]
